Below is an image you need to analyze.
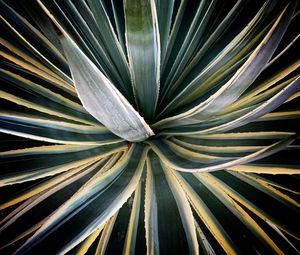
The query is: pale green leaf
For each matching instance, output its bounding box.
[60,35,154,142]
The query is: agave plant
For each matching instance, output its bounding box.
[0,0,299,254]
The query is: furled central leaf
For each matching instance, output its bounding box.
[60,36,154,142]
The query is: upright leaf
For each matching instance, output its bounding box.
[145,152,199,255]
[124,0,160,121]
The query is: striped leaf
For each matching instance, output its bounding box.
[0,1,299,254]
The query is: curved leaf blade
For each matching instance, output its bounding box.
[60,35,154,142]
[16,143,148,254]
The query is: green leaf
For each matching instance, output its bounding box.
[156,0,174,65]
[111,0,126,53]
[156,0,276,119]
[161,0,187,75]
[174,171,239,254]
[124,0,160,121]
[15,143,148,254]
[0,141,126,185]
[0,158,111,251]
[60,35,154,142]
[156,1,296,123]
[148,136,297,172]
[209,171,300,241]
[226,59,300,113]
[202,77,300,134]
[73,224,104,255]
[122,181,142,255]
[0,0,299,253]
[0,43,74,95]
[195,173,287,254]
[37,0,131,97]
[158,1,296,128]
[229,171,300,210]
[164,0,245,99]
[145,151,198,254]
[159,76,300,135]
[95,212,118,255]
[0,56,95,125]
[86,0,131,84]
[0,1,70,83]
[163,0,217,90]
[0,155,121,210]
[0,111,120,145]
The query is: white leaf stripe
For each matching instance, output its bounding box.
[0,69,84,113]
[0,111,120,145]
[0,155,122,210]
[0,90,96,126]
[0,218,48,250]
[201,172,300,240]
[0,127,116,146]
[0,157,122,251]
[238,173,300,195]
[38,0,127,91]
[74,224,104,255]
[0,48,75,95]
[179,131,295,140]
[0,159,107,231]
[266,222,300,253]
[164,0,217,90]
[0,144,99,157]
[111,0,127,53]
[156,0,174,66]
[0,3,71,86]
[0,142,127,186]
[257,110,300,121]
[156,0,275,119]
[58,0,131,93]
[221,76,297,116]
[266,33,300,68]
[194,220,216,255]
[146,152,197,254]
[228,171,300,209]
[96,213,119,255]
[16,144,148,254]
[228,165,300,174]
[156,1,295,126]
[159,77,300,136]
[86,0,131,85]
[223,61,300,113]
[196,173,285,254]
[162,164,199,255]
[148,136,297,172]
[167,0,244,98]
[161,0,187,74]
[145,157,159,255]
[173,171,239,254]
[0,111,106,133]
[123,182,142,255]
[170,137,266,154]
[191,77,300,135]
[0,40,72,91]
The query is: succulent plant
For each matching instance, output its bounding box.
[0,0,299,254]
